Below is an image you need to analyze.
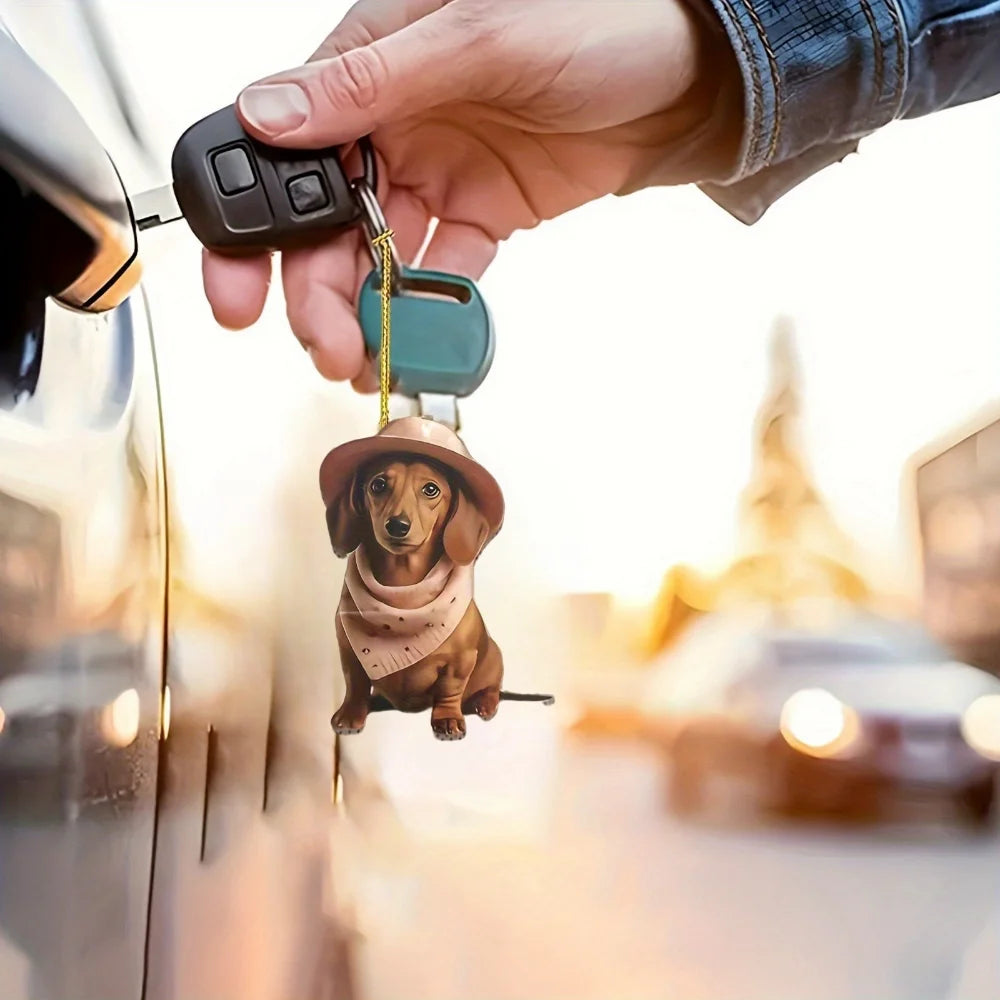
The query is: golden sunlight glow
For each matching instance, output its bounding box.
[961,694,1000,761]
[102,688,141,747]
[643,326,875,659]
[780,688,860,758]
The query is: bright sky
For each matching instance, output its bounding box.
[8,0,1000,605]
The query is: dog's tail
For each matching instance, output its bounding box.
[367,691,554,713]
[496,691,556,705]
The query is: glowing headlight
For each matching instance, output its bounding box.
[961,695,1000,761]
[101,688,140,748]
[780,688,860,758]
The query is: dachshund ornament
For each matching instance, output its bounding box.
[321,416,511,741]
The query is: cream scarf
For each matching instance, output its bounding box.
[339,546,474,681]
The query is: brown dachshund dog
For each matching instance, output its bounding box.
[325,445,505,741]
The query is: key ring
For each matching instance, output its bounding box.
[352,136,402,288]
[358,134,379,194]
[351,177,402,288]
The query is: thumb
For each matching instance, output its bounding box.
[236,7,499,147]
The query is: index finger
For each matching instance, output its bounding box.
[202,251,272,329]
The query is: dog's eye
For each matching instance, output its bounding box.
[369,476,388,495]
[422,482,441,499]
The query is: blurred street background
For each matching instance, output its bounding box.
[2,1,999,998]
[344,738,1000,1000]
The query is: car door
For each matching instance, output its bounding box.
[0,10,362,999]
[0,18,164,1000]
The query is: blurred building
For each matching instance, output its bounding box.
[912,403,1000,676]
[644,318,870,657]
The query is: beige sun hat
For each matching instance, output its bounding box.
[319,417,504,535]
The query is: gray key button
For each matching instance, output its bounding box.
[212,146,256,195]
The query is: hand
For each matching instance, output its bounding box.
[204,0,704,386]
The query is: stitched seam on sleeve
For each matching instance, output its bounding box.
[716,0,767,169]
[738,1,782,163]
[858,0,886,110]
[882,0,907,113]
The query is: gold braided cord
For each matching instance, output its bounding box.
[372,229,395,430]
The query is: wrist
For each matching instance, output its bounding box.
[616,0,745,194]
[673,0,744,167]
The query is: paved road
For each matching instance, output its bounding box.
[356,739,1000,1000]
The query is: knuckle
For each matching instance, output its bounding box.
[319,11,377,58]
[321,44,388,112]
[312,24,373,61]
[450,0,504,49]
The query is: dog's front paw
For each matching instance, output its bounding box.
[332,705,369,735]
[431,714,467,741]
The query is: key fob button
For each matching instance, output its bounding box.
[171,105,361,254]
[286,172,329,215]
[212,146,256,195]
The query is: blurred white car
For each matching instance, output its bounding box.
[645,610,1000,826]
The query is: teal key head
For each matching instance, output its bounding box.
[357,266,495,399]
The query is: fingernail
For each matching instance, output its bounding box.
[238,83,310,136]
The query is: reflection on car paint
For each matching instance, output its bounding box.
[0,293,165,1000]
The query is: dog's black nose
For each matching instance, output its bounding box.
[385,516,410,539]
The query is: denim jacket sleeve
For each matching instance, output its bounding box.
[660,0,1000,223]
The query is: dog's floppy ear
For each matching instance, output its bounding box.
[443,486,489,566]
[326,472,364,558]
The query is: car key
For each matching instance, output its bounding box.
[131,104,366,254]
[357,265,495,399]
[352,179,496,403]
[133,104,496,414]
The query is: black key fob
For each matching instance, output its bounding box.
[171,105,362,256]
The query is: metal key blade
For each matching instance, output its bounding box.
[131,183,183,231]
